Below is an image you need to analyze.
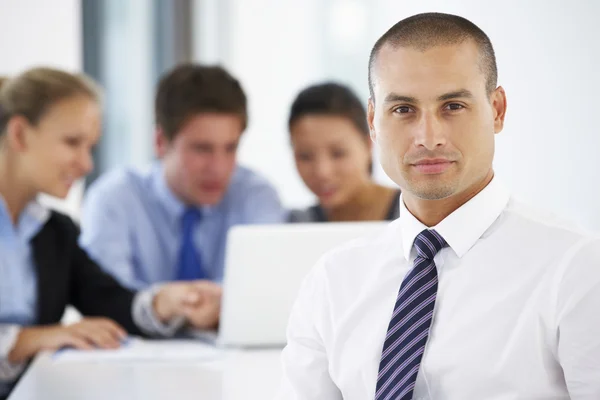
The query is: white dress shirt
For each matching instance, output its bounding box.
[277,177,600,400]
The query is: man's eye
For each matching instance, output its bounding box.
[446,103,464,111]
[394,106,412,114]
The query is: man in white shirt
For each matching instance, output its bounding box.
[277,12,600,400]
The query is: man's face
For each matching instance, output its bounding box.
[157,113,243,206]
[368,40,506,202]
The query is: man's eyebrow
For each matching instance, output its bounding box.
[382,89,474,104]
[437,89,474,102]
[383,93,418,103]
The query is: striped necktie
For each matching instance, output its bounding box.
[375,229,447,400]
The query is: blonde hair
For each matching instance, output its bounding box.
[0,67,102,135]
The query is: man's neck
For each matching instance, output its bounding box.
[403,170,494,227]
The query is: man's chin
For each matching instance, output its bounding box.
[404,180,458,201]
[193,192,225,206]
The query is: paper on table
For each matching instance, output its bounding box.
[52,337,224,363]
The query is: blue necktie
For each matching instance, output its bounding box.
[375,229,447,400]
[176,207,206,280]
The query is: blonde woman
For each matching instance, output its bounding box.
[0,68,221,398]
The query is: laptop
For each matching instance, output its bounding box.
[189,221,388,348]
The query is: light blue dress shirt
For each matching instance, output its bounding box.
[80,162,286,290]
[0,197,48,326]
[0,194,186,397]
[0,197,49,397]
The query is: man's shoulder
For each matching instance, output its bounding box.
[504,200,600,289]
[230,165,276,193]
[86,165,152,201]
[503,198,594,240]
[500,198,600,263]
[316,220,401,274]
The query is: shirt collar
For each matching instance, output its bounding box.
[0,194,50,241]
[151,162,185,219]
[399,176,510,260]
[150,161,219,220]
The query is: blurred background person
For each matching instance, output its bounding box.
[288,82,400,222]
[7,0,597,234]
[79,64,286,290]
[0,67,222,399]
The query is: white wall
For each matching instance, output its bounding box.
[193,0,331,209]
[193,0,600,230]
[0,0,81,74]
[97,0,156,172]
[0,0,83,220]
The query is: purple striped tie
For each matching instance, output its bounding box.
[375,229,447,400]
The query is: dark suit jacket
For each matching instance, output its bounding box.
[1,211,144,399]
[30,210,142,335]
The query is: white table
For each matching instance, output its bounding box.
[8,343,283,400]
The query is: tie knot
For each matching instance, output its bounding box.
[414,229,446,260]
[182,207,201,228]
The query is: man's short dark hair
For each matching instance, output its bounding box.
[368,12,497,99]
[155,64,247,140]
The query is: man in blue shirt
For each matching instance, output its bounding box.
[80,64,286,290]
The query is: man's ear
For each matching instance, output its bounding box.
[155,127,169,159]
[368,97,377,143]
[491,86,507,134]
